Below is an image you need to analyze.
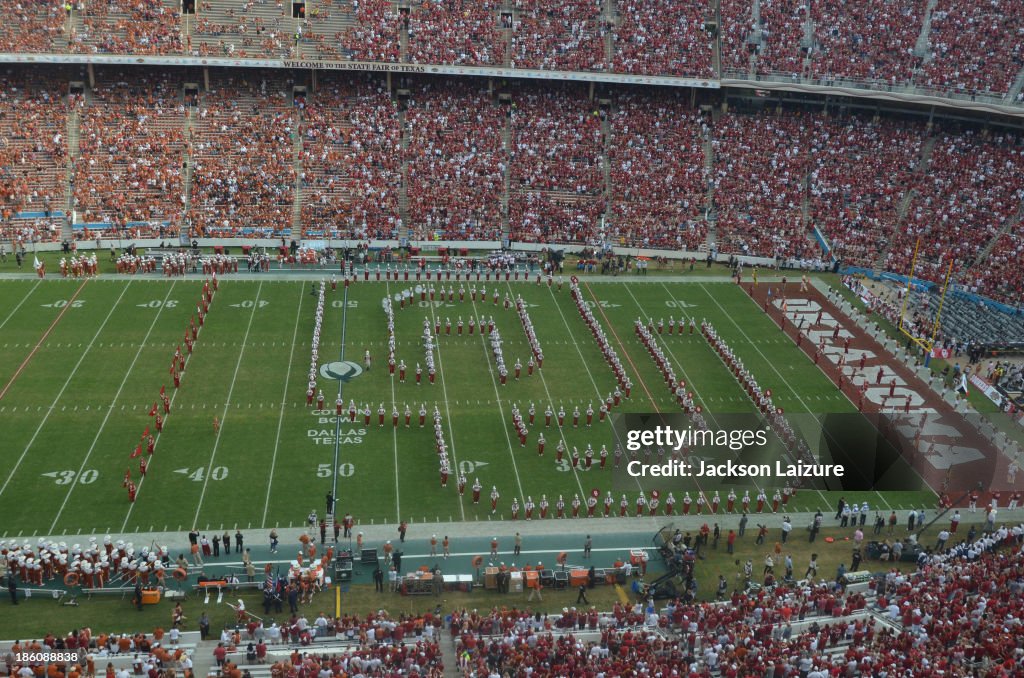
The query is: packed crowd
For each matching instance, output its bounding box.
[338,0,400,62]
[508,87,604,244]
[807,114,925,269]
[711,112,813,259]
[407,0,504,67]
[72,74,186,231]
[808,0,922,84]
[920,0,1024,96]
[511,0,607,72]
[72,0,183,55]
[191,0,290,58]
[0,1,66,53]
[612,0,714,78]
[188,74,296,238]
[607,94,708,250]
[885,131,1024,286]
[299,75,401,240]
[744,0,808,77]
[960,230,1024,305]
[405,81,504,242]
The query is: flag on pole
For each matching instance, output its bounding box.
[159,385,166,396]
[956,373,970,396]
[141,426,149,439]
[149,402,158,416]
[130,444,143,459]
[33,257,42,270]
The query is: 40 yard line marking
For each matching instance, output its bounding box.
[0,279,41,332]
[0,281,132,502]
[192,281,264,526]
[423,290,467,521]
[466,294,526,504]
[48,283,177,532]
[261,283,305,528]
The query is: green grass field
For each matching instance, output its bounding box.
[0,272,934,539]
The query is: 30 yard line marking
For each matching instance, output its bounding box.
[0,281,132,502]
[0,279,41,332]
[192,281,264,525]
[48,283,177,532]
[0,279,89,402]
[261,283,305,529]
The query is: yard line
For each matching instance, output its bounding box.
[261,283,306,528]
[503,283,586,498]
[329,285,350,517]
[543,284,651,498]
[697,283,892,511]
[47,283,177,532]
[383,282,402,524]
[192,281,264,526]
[422,292,467,521]
[0,280,41,332]
[0,281,132,501]
[463,297,527,505]
[0,279,89,402]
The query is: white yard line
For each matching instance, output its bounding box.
[541,285,650,497]
[466,295,527,504]
[696,283,892,511]
[260,283,306,528]
[48,283,177,532]
[0,280,41,332]
[383,282,402,524]
[0,281,132,501]
[422,295,467,521]
[503,282,587,499]
[191,281,264,526]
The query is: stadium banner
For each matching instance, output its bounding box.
[969,374,1003,407]
[610,412,1011,493]
[0,53,717,89]
[930,347,953,359]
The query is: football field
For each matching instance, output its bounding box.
[0,274,935,538]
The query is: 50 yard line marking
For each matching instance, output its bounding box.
[191,281,264,526]
[48,283,177,532]
[383,282,402,524]
[329,285,349,518]
[0,281,131,502]
[261,283,306,528]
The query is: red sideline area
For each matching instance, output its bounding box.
[745,281,1020,508]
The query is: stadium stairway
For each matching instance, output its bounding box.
[500,107,512,239]
[1008,66,1024,103]
[602,0,615,66]
[291,109,304,236]
[398,106,411,240]
[913,0,939,60]
[873,135,936,274]
[970,201,1024,269]
[62,103,81,242]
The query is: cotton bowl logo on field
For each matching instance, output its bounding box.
[320,361,364,381]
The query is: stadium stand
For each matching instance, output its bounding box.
[807,114,926,270]
[611,0,714,78]
[0,1,68,54]
[407,0,505,67]
[919,0,1024,97]
[808,0,923,84]
[188,72,296,238]
[510,0,608,72]
[299,73,402,240]
[0,71,68,244]
[404,79,505,242]
[508,84,605,245]
[190,0,292,58]
[606,92,708,250]
[710,112,814,259]
[70,0,183,55]
[885,131,1024,287]
[71,70,186,239]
